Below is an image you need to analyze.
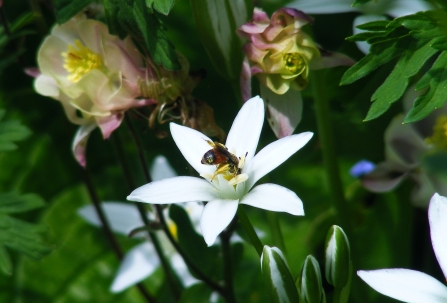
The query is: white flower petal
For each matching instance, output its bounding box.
[286,0,356,14]
[241,184,304,215]
[34,74,60,97]
[128,177,217,204]
[358,269,447,303]
[170,253,198,287]
[429,193,447,279]
[353,15,387,54]
[150,155,177,181]
[72,123,96,167]
[200,199,239,246]
[248,132,313,189]
[78,202,144,236]
[170,123,215,176]
[387,0,432,18]
[226,96,264,163]
[110,243,159,292]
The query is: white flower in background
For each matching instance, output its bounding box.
[286,0,432,53]
[34,16,151,166]
[358,193,447,303]
[78,155,200,292]
[127,96,313,246]
[360,88,447,207]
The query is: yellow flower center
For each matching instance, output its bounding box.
[425,114,447,151]
[283,52,305,74]
[62,40,103,83]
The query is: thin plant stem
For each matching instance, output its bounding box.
[220,231,237,303]
[80,168,158,303]
[237,206,263,257]
[111,132,182,300]
[123,115,226,296]
[311,70,352,234]
[266,212,286,253]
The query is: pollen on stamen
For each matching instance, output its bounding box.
[425,114,447,151]
[62,40,103,83]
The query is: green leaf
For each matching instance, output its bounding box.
[133,0,180,70]
[0,192,45,214]
[179,283,213,303]
[365,39,438,121]
[0,245,11,275]
[261,246,299,303]
[0,109,31,152]
[190,0,253,81]
[352,0,373,6]
[404,51,447,122]
[153,0,176,15]
[168,204,221,279]
[54,0,95,24]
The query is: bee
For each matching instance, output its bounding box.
[201,140,241,180]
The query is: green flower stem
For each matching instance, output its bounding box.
[333,287,342,303]
[311,70,352,233]
[80,168,158,303]
[124,115,226,297]
[112,130,182,300]
[266,212,286,253]
[237,205,263,257]
[220,231,237,303]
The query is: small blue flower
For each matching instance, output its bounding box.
[350,160,376,178]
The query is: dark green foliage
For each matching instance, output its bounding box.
[341,9,447,123]
[102,0,180,70]
[54,0,95,24]
[352,0,373,6]
[0,110,30,152]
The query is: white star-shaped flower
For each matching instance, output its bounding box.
[127,96,313,246]
[357,193,447,303]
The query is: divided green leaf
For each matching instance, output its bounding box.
[0,192,51,275]
[341,9,447,123]
[152,0,176,15]
[0,110,31,153]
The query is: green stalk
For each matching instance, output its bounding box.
[81,168,158,303]
[237,206,263,257]
[266,212,286,253]
[311,70,351,233]
[220,231,237,303]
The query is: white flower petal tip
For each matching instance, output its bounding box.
[150,155,177,181]
[127,177,216,204]
[241,184,304,216]
[429,193,447,278]
[357,269,447,303]
[200,199,239,246]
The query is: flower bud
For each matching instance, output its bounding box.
[297,255,325,303]
[325,225,350,288]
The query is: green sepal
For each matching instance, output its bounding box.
[261,245,299,303]
[324,226,350,288]
[190,0,253,81]
[296,255,324,303]
[54,0,95,24]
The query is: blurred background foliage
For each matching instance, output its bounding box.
[0,0,443,302]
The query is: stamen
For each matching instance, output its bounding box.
[62,40,103,83]
[425,114,447,151]
[228,174,249,186]
[283,52,306,74]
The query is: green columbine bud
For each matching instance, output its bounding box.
[261,246,299,303]
[297,255,325,303]
[325,225,350,288]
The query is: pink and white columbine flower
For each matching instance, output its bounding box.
[127,96,313,246]
[34,16,151,167]
[358,193,447,303]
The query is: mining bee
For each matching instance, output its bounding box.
[201,140,243,181]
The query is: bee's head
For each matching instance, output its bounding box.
[201,150,215,165]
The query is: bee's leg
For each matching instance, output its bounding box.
[212,163,231,180]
